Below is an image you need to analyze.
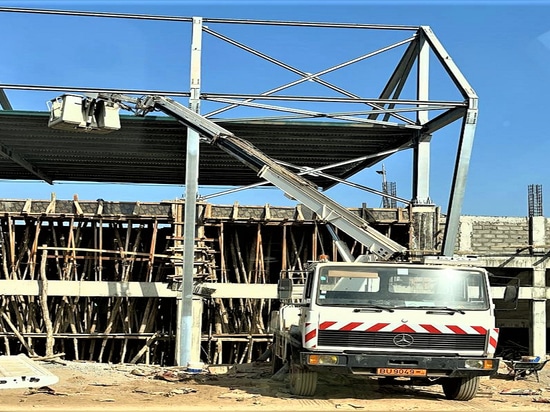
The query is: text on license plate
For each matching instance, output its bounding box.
[377,368,427,376]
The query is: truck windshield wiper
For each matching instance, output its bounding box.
[425,306,465,315]
[353,305,394,313]
[392,305,466,314]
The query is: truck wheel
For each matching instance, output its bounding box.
[289,364,318,396]
[441,376,479,401]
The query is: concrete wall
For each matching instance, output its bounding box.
[456,215,549,357]
[456,216,530,255]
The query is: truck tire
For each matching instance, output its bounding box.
[289,363,318,396]
[441,376,479,401]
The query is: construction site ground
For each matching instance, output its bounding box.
[1,358,549,412]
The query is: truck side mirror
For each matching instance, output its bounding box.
[490,275,519,311]
[499,281,519,310]
[503,284,519,303]
[277,278,293,300]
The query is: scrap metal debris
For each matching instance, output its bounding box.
[133,389,165,396]
[156,370,182,382]
[130,368,154,377]
[218,388,261,400]
[166,387,198,397]
[24,386,67,396]
[0,354,60,389]
[500,388,542,396]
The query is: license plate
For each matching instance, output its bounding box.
[377,367,427,376]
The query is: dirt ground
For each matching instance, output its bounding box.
[1,358,549,412]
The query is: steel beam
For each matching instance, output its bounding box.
[0,89,12,110]
[441,108,477,256]
[0,141,53,184]
[412,31,431,205]
[420,26,478,255]
[259,166,406,259]
[178,16,203,369]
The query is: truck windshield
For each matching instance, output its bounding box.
[315,265,489,310]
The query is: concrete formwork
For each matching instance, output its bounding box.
[0,197,409,365]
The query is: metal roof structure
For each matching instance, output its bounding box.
[0,110,414,188]
[0,7,478,256]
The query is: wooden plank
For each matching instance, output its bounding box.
[39,248,54,357]
[0,280,278,298]
[37,245,178,259]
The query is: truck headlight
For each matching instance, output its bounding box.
[465,359,494,369]
[307,354,341,365]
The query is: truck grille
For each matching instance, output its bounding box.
[317,330,486,351]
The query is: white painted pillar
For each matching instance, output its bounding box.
[531,268,547,357]
[190,297,204,367]
[530,216,546,357]
[456,216,473,254]
[410,204,438,255]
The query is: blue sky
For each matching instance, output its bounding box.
[1,0,550,217]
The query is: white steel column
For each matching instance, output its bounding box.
[413,31,431,205]
[177,16,203,368]
[413,135,432,205]
[418,27,479,256]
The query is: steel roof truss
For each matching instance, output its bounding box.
[370,37,419,122]
[203,26,416,124]
[207,97,418,127]
[0,141,52,184]
[0,89,12,110]
[423,106,467,134]
[200,147,407,201]
[277,159,410,206]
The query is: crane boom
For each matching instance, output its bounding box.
[49,93,407,260]
[145,95,406,260]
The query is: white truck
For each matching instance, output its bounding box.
[271,260,517,401]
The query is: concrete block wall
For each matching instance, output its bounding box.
[456,216,531,255]
[456,215,549,356]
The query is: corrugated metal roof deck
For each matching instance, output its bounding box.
[0,110,415,188]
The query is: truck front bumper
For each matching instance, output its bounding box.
[299,352,499,378]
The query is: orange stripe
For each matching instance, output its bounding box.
[393,324,415,333]
[320,321,337,330]
[305,328,317,342]
[447,325,466,334]
[420,324,441,333]
[341,322,363,331]
[366,323,389,332]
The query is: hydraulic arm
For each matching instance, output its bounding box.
[55,93,407,260]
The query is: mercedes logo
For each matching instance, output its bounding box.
[393,333,414,347]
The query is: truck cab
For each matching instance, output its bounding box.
[272,261,504,400]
